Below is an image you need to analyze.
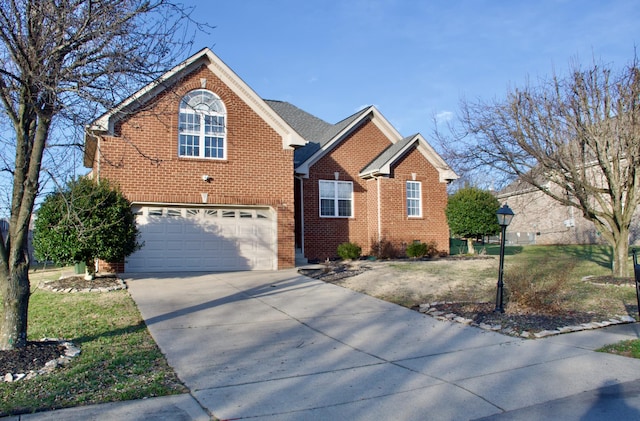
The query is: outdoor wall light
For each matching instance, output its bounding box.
[495,204,514,313]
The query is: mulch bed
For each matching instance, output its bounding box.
[2,275,123,379]
[298,263,372,283]
[0,341,65,376]
[42,274,123,290]
[419,301,608,334]
[302,262,638,336]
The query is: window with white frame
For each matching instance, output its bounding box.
[319,180,353,217]
[178,89,226,159]
[406,181,422,217]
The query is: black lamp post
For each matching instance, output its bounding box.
[495,204,515,313]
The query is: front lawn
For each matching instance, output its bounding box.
[333,244,640,355]
[0,267,186,416]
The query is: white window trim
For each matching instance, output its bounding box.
[319,180,354,218]
[178,89,227,160]
[406,180,422,217]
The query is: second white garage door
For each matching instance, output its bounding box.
[126,206,277,272]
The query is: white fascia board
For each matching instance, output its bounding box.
[296,106,402,176]
[90,48,211,134]
[359,134,459,182]
[88,48,306,150]
[414,134,459,182]
[203,50,306,150]
[368,106,403,143]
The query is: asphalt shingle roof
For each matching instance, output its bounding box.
[360,135,416,175]
[264,100,370,165]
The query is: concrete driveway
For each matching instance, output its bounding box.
[126,269,640,420]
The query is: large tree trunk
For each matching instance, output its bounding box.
[466,238,475,255]
[0,104,49,349]
[0,259,30,349]
[612,229,630,278]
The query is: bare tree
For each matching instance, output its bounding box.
[0,0,205,350]
[438,56,640,277]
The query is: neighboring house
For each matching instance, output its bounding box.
[497,179,640,246]
[83,48,457,272]
[1,218,35,262]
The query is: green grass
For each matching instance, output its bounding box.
[598,340,640,358]
[452,241,623,276]
[0,268,186,416]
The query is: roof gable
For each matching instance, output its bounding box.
[273,105,402,176]
[84,48,306,166]
[360,134,458,183]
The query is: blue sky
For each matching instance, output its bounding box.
[182,1,640,140]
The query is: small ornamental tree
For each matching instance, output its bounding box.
[33,178,141,279]
[445,187,501,254]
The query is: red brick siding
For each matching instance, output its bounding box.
[381,146,450,254]
[94,65,295,270]
[303,120,394,261]
[303,131,450,261]
[98,261,124,273]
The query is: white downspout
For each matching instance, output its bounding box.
[96,135,101,181]
[377,176,382,243]
[296,175,305,256]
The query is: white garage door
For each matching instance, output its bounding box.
[126,206,277,272]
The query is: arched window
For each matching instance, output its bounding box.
[178,89,226,159]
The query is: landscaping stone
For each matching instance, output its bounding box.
[1,340,81,383]
[417,302,637,339]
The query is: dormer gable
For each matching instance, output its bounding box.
[84,48,306,167]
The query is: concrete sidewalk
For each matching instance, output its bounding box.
[7,270,640,420]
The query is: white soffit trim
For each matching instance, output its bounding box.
[359,134,458,182]
[88,48,306,150]
[296,106,403,176]
[89,49,209,134]
[203,51,306,150]
[414,134,459,182]
[379,138,419,175]
[368,106,403,143]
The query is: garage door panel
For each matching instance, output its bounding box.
[183,240,203,249]
[165,241,186,251]
[185,224,209,234]
[202,241,222,251]
[126,206,276,272]
[165,224,184,234]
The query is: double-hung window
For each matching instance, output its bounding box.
[179,89,226,159]
[406,181,422,217]
[319,180,353,217]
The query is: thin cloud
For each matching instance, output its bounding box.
[435,111,454,122]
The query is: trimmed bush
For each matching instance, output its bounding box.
[406,242,428,258]
[337,242,362,260]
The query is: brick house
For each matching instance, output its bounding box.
[84,48,457,272]
[497,178,640,246]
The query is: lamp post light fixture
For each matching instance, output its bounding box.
[495,204,515,313]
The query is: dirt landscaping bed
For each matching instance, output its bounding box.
[301,256,639,338]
